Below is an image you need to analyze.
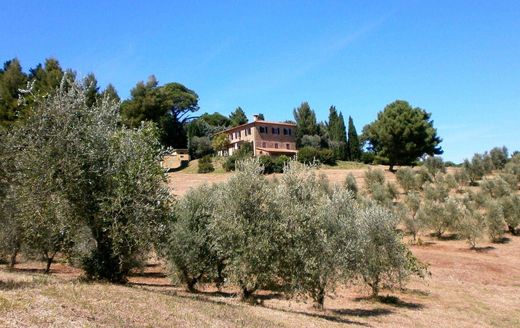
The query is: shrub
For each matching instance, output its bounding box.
[165,185,222,291]
[357,205,427,297]
[222,143,253,172]
[454,169,470,190]
[480,177,512,199]
[396,167,419,193]
[364,168,386,190]
[489,146,508,169]
[501,195,520,235]
[273,155,290,173]
[417,197,460,238]
[344,173,358,196]
[454,198,486,248]
[423,156,446,176]
[258,155,275,174]
[211,158,280,301]
[361,151,376,164]
[485,200,505,242]
[276,164,359,309]
[297,146,319,164]
[190,136,213,158]
[318,148,336,165]
[401,192,423,242]
[301,134,322,148]
[415,167,433,188]
[3,81,171,282]
[197,155,215,173]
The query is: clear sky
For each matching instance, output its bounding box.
[2,1,519,162]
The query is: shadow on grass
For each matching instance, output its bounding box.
[0,279,34,291]
[434,233,460,241]
[354,295,425,310]
[145,287,370,326]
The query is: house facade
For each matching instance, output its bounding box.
[221,115,297,156]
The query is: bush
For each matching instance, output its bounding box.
[401,192,423,242]
[276,163,358,309]
[197,155,215,173]
[423,156,446,176]
[485,200,505,242]
[501,195,520,235]
[222,143,253,172]
[273,155,290,173]
[301,134,321,148]
[489,146,508,169]
[165,185,222,291]
[2,81,170,282]
[480,177,512,199]
[211,158,281,301]
[190,136,213,158]
[344,173,358,196]
[318,148,336,165]
[297,146,319,164]
[259,155,275,174]
[396,167,419,193]
[361,151,375,164]
[357,205,427,297]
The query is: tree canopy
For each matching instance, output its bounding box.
[363,100,442,170]
[120,76,199,148]
[229,107,248,126]
[293,102,318,146]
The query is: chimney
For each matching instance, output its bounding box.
[253,114,260,121]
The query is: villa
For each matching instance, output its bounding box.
[221,115,298,156]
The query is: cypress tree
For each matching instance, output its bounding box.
[327,106,347,160]
[347,116,361,161]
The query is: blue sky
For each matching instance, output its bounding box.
[2,1,519,162]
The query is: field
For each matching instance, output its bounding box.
[1,164,519,327]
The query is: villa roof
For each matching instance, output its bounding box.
[220,120,296,134]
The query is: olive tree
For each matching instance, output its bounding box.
[165,184,223,291]
[401,192,423,243]
[276,163,359,309]
[396,167,419,193]
[357,204,427,297]
[501,195,520,235]
[210,158,281,301]
[4,80,170,282]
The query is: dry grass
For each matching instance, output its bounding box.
[2,234,520,327]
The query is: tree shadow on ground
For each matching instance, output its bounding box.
[492,237,511,244]
[144,286,370,326]
[0,279,34,291]
[472,246,495,253]
[434,233,460,241]
[354,295,425,310]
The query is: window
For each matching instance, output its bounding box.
[271,127,280,134]
[262,142,266,148]
[286,144,290,149]
[259,126,267,133]
[283,128,292,135]
[288,128,292,136]
[275,143,279,149]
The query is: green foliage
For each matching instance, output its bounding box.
[327,106,347,160]
[165,185,221,291]
[210,159,280,300]
[463,153,493,185]
[211,133,230,153]
[344,173,358,196]
[198,155,215,173]
[489,146,508,169]
[293,102,318,147]
[190,136,213,159]
[362,100,442,170]
[229,107,248,127]
[456,199,486,248]
[480,177,512,199]
[0,58,28,127]
[484,200,505,242]
[297,147,336,165]
[501,195,520,235]
[121,76,199,147]
[222,143,253,172]
[277,165,359,308]
[357,205,427,297]
[347,116,361,161]
[258,155,275,174]
[396,167,419,193]
[300,134,321,148]
[3,80,170,282]
[423,156,446,176]
[400,192,423,242]
[417,197,460,238]
[273,155,290,173]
